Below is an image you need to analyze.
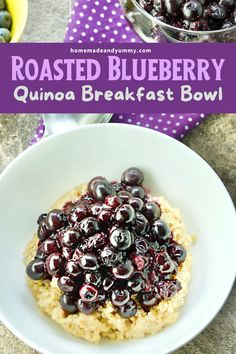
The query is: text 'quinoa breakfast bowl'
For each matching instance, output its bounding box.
[25,167,193,343]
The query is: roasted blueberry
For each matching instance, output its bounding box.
[130,186,145,200]
[96,291,106,304]
[143,201,161,221]
[85,271,102,287]
[134,237,149,254]
[111,288,130,306]
[128,272,145,293]
[37,221,51,241]
[66,260,81,277]
[46,209,67,231]
[115,204,135,225]
[60,294,77,314]
[148,270,160,286]
[164,0,184,16]
[219,0,235,8]
[68,205,88,224]
[110,228,133,251]
[132,212,149,236]
[87,176,105,195]
[118,300,138,318]
[222,19,234,28]
[72,248,84,261]
[105,195,122,209]
[168,243,187,264]
[90,203,104,217]
[80,193,95,205]
[112,182,125,193]
[35,244,48,260]
[80,232,107,252]
[130,253,149,271]
[157,280,182,300]
[151,220,171,243]
[26,259,47,280]
[112,260,134,279]
[155,251,177,276]
[42,239,60,254]
[98,209,114,228]
[77,298,98,314]
[100,246,121,266]
[57,276,75,292]
[37,213,47,225]
[80,217,100,236]
[63,201,75,214]
[78,253,99,270]
[128,197,144,211]
[118,190,132,203]
[93,180,115,201]
[103,276,114,291]
[137,291,159,307]
[79,283,98,302]
[209,4,227,20]
[61,247,73,260]
[139,0,155,12]
[121,167,144,186]
[61,227,81,247]
[182,0,203,20]
[46,253,64,276]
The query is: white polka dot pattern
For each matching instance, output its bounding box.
[65,0,141,44]
[111,113,206,139]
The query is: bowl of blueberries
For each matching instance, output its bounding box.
[120,0,236,42]
[0,0,28,43]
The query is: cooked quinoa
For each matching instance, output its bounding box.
[24,184,193,343]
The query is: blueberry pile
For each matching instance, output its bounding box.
[26,168,186,318]
[0,0,12,42]
[138,0,236,31]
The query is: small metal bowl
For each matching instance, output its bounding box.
[120,0,236,43]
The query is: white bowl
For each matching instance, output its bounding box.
[0,124,235,354]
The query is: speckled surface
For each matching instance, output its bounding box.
[21,0,69,43]
[0,115,235,354]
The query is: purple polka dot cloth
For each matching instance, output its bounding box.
[111,113,206,139]
[65,0,141,44]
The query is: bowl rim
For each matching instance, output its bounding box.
[0,123,236,354]
[124,0,236,36]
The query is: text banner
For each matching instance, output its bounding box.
[0,43,236,113]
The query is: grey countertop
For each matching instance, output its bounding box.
[0,1,236,353]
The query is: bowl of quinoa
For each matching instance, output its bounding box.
[0,124,235,354]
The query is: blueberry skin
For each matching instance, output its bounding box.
[0,0,5,11]
[0,11,12,30]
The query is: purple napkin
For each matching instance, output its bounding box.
[65,0,141,44]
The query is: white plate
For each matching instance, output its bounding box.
[0,124,235,354]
